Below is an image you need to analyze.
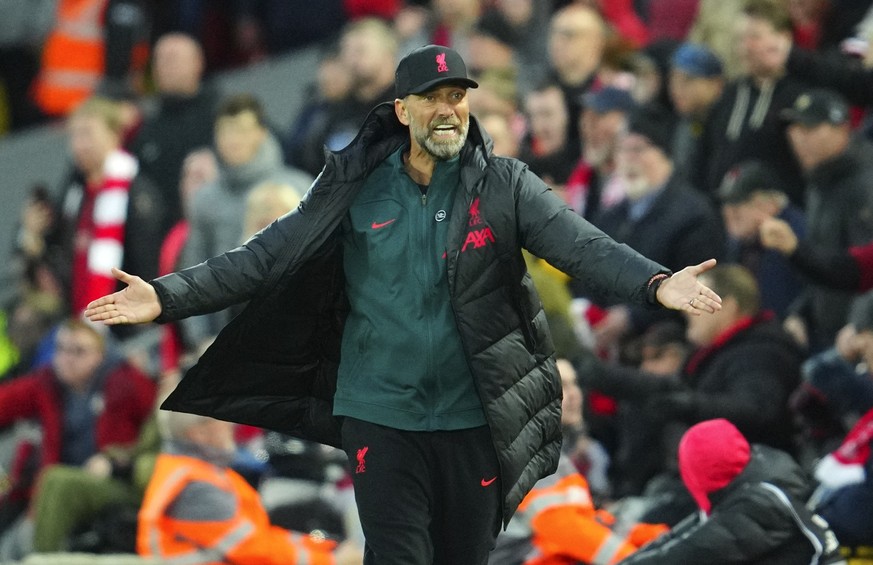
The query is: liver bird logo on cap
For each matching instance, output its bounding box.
[436,52,449,73]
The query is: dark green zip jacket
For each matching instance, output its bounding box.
[337,148,485,430]
[152,103,667,524]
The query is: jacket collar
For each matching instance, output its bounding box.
[325,102,493,193]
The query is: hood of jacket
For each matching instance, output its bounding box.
[220,132,287,193]
[679,418,751,514]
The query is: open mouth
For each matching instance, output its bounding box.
[431,124,458,138]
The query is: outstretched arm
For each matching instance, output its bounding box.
[656,259,722,315]
[84,268,162,325]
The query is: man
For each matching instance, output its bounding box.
[290,18,398,176]
[179,94,313,352]
[718,160,806,318]
[699,0,806,204]
[781,87,873,350]
[564,86,636,219]
[667,42,724,192]
[618,419,844,564]
[128,33,218,235]
[645,265,803,525]
[18,97,164,318]
[85,45,720,564]
[761,217,873,293]
[138,409,358,564]
[574,322,692,499]
[0,319,155,536]
[518,81,577,187]
[590,107,725,351]
[546,4,607,150]
[489,455,668,565]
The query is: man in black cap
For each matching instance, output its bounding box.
[781,87,873,351]
[719,160,806,319]
[82,45,723,565]
[588,107,725,353]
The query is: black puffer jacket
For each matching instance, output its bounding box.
[152,103,667,523]
[619,446,845,565]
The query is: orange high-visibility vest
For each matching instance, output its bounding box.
[33,0,106,116]
[138,453,335,565]
[519,473,668,565]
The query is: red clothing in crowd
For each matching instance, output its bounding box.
[70,150,138,314]
[0,362,155,469]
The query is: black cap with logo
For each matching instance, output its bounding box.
[395,45,479,99]
[718,160,782,204]
[780,88,849,126]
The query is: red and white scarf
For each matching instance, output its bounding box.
[70,149,137,314]
[815,407,873,489]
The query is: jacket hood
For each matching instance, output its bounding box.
[679,418,751,514]
[221,133,286,192]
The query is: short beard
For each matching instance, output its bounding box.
[410,117,469,161]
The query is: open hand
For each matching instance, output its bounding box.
[656,259,722,315]
[84,268,161,325]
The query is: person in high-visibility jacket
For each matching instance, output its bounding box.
[522,471,668,564]
[497,455,668,565]
[137,409,356,565]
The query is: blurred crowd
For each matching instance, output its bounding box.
[2,0,873,563]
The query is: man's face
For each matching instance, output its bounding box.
[669,70,721,117]
[397,85,470,161]
[153,35,203,94]
[736,15,785,77]
[68,114,120,176]
[616,132,662,200]
[581,108,626,168]
[52,326,105,390]
[787,121,843,172]
[340,29,391,85]
[548,7,604,80]
[215,110,267,167]
[722,198,766,241]
[524,86,568,156]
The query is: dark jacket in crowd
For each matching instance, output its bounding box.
[590,174,725,331]
[620,442,844,565]
[728,204,807,319]
[128,87,219,234]
[795,137,873,349]
[675,314,802,455]
[149,103,668,524]
[701,75,806,206]
[787,46,873,107]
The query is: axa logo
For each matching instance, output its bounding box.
[356,446,368,474]
[462,227,495,251]
[436,52,449,73]
[461,197,495,252]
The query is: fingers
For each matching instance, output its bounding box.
[84,295,116,313]
[688,258,717,275]
[111,267,134,284]
[685,294,720,315]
